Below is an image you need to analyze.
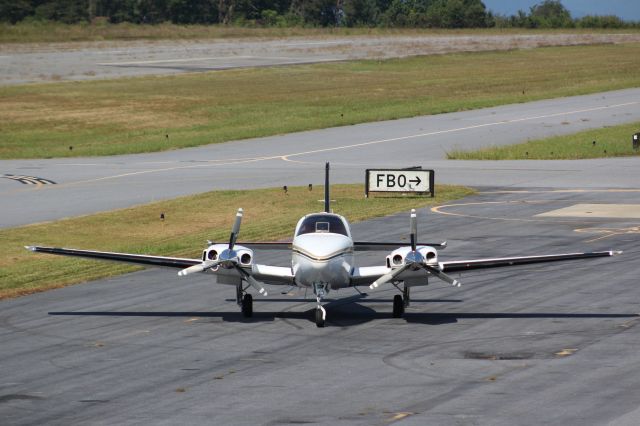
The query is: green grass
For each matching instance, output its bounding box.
[1,183,474,300]
[1,22,629,43]
[447,121,640,160]
[2,43,640,159]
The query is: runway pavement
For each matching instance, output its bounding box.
[2,33,640,85]
[1,188,639,425]
[1,88,640,228]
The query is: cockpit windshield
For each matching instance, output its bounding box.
[296,214,349,237]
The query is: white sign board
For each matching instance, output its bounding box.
[366,169,433,195]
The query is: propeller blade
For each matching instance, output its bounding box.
[245,273,268,296]
[424,264,461,287]
[228,208,243,249]
[235,265,268,296]
[178,259,221,277]
[370,264,410,289]
[410,209,417,252]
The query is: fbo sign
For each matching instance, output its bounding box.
[365,168,434,197]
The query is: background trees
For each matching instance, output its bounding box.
[0,0,636,28]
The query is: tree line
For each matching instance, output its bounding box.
[1,0,637,28]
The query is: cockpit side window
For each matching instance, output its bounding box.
[297,215,348,236]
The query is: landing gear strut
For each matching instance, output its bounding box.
[403,285,411,307]
[313,283,329,328]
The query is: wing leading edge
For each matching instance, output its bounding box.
[440,250,620,273]
[25,246,294,285]
[350,250,620,286]
[26,246,200,268]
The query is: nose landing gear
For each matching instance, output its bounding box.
[313,283,329,328]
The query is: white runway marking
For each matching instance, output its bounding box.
[281,41,347,47]
[21,100,639,191]
[98,56,256,66]
[280,101,639,161]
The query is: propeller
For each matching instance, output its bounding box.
[236,266,268,296]
[424,264,461,287]
[370,264,410,289]
[228,208,243,250]
[177,208,268,294]
[178,259,222,277]
[370,209,461,289]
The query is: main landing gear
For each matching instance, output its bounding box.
[392,285,411,318]
[237,283,253,318]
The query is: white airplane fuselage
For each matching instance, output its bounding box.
[291,213,355,290]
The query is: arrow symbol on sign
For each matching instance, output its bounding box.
[409,176,422,185]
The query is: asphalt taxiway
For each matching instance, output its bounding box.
[1,188,639,425]
[2,88,640,228]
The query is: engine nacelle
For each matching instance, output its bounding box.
[386,246,438,268]
[201,243,254,268]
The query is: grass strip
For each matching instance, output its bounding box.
[0,183,474,300]
[1,24,629,44]
[446,121,640,160]
[2,43,640,159]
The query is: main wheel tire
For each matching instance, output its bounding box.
[315,308,325,328]
[393,294,404,318]
[242,293,253,318]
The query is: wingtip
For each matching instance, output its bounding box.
[612,250,623,256]
[25,245,36,251]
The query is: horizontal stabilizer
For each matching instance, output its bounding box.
[354,241,447,250]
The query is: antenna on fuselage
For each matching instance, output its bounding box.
[324,162,330,213]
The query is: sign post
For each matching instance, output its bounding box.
[365,167,434,198]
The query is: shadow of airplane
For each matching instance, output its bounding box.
[49,308,639,327]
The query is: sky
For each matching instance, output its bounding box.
[482,0,640,21]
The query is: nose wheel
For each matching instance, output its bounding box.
[315,306,326,328]
[313,283,329,328]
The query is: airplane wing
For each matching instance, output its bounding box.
[231,242,292,250]
[26,246,201,268]
[439,250,620,272]
[350,250,619,287]
[350,266,390,286]
[25,245,294,286]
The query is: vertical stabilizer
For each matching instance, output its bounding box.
[324,162,330,213]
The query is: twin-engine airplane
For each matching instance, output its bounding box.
[27,163,621,327]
